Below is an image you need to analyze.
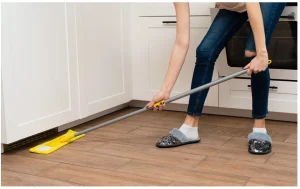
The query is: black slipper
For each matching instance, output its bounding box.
[156,128,200,148]
[248,132,272,154]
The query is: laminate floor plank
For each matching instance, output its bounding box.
[91,142,206,168]
[196,156,297,184]
[1,170,78,186]
[284,133,297,144]
[116,160,249,186]
[265,152,297,168]
[16,148,131,171]
[245,178,296,186]
[38,163,171,186]
[1,154,59,175]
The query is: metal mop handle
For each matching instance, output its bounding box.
[75,69,248,137]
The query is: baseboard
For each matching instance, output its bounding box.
[57,102,130,132]
[129,100,297,122]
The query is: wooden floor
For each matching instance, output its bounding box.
[1,107,297,186]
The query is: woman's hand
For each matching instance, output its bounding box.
[146,90,170,111]
[245,3,269,76]
[243,52,269,75]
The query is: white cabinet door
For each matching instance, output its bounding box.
[75,3,131,118]
[1,3,79,144]
[131,16,218,107]
[219,79,297,114]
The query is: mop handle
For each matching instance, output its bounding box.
[154,59,272,106]
[74,69,251,136]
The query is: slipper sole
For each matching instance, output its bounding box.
[248,147,272,155]
[156,138,200,148]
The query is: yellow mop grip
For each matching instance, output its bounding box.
[153,100,165,108]
[268,60,272,64]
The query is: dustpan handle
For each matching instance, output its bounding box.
[75,69,248,136]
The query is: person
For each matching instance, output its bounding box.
[146,2,286,154]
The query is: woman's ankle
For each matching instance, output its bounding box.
[253,119,266,128]
[184,114,200,127]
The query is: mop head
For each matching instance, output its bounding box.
[29,130,85,155]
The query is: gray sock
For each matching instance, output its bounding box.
[179,124,199,140]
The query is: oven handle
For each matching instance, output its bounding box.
[247,85,278,89]
[280,15,295,19]
[280,12,296,20]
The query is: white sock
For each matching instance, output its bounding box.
[253,128,267,134]
[179,124,199,140]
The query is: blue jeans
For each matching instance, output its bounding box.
[187,3,286,119]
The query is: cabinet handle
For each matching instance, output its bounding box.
[247,85,278,89]
[162,21,177,24]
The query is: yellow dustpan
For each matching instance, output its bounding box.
[30,60,272,155]
[29,130,85,154]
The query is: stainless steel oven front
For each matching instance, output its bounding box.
[210,4,297,81]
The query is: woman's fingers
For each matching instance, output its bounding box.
[153,102,166,111]
[158,104,163,111]
[146,101,154,108]
[244,63,251,70]
[245,63,252,76]
[253,68,258,74]
[247,69,252,76]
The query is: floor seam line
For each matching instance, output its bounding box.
[264,151,276,164]
[34,162,62,176]
[2,168,81,186]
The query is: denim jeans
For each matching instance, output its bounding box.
[187,3,286,119]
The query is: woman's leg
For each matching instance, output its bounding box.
[245,2,286,124]
[245,2,286,154]
[185,10,248,127]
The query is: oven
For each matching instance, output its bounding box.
[210,3,297,81]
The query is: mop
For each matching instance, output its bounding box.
[30,60,272,154]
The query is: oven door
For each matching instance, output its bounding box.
[211,8,297,81]
[225,20,297,70]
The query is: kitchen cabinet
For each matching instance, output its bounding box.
[1,3,80,144]
[1,3,131,144]
[131,16,219,107]
[74,3,132,118]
